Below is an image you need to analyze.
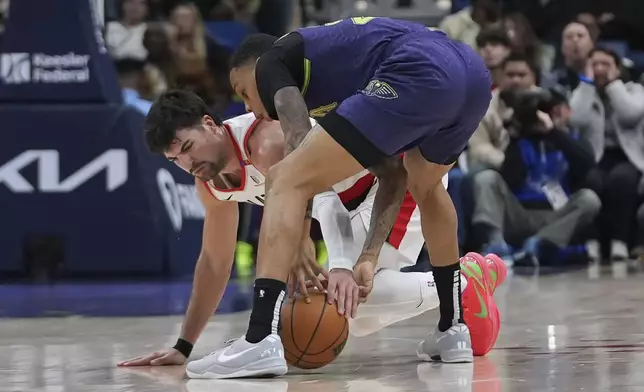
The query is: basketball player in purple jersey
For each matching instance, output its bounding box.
[188,17,492,378]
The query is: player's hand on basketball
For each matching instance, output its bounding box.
[353,260,376,303]
[117,348,186,367]
[289,237,329,303]
[327,268,360,319]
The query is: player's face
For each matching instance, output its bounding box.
[163,116,231,182]
[230,64,270,120]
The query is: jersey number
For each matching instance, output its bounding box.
[324,17,377,27]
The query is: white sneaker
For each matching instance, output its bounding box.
[186,335,288,379]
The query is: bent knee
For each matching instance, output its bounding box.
[404,150,451,196]
[607,163,640,188]
[574,188,602,215]
[472,169,503,189]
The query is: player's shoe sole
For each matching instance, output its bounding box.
[186,360,288,379]
[460,252,500,356]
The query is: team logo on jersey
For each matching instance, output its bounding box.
[362,80,398,100]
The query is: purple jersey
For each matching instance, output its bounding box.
[295,17,445,117]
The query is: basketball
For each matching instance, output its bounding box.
[280,291,349,369]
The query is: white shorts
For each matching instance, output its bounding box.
[349,173,448,269]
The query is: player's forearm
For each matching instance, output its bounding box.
[313,191,356,270]
[180,255,231,344]
[274,86,312,155]
[275,86,316,228]
[361,157,407,263]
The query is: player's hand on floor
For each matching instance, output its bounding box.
[353,260,375,303]
[288,237,329,303]
[117,348,186,367]
[327,268,360,319]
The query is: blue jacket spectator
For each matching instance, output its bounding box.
[470,54,600,266]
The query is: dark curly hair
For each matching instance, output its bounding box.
[230,33,278,68]
[144,89,222,153]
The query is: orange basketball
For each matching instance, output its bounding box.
[280,291,349,369]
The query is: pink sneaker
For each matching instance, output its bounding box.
[460,252,499,356]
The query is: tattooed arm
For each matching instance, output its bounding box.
[359,156,408,265]
[273,85,315,221]
[274,86,313,154]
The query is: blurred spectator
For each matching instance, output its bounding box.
[500,12,555,73]
[0,0,8,43]
[255,0,293,37]
[169,1,231,111]
[114,58,153,114]
[438,0,501,50]
[543,20,597,92]
[471,53,600,265]
[146,0,170,19]
[590,0,644,54]
[569,47,644,262]
[106,0,149,60]
[210,0,260,24]
[468,53,537,170]
[476,27,512,88]
[143,22,176,97]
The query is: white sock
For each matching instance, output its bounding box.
[587,240,600,262]
[611,240,629,260]
[350,269,467,336]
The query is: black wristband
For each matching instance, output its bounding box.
[173,338,193,358]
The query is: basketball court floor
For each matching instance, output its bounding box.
[2,265,644,392]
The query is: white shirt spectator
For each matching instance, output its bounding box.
[106,21,148,60]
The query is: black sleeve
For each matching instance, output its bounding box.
[255,32,305,120]
[546,128,596,190]
[499,139,528,192]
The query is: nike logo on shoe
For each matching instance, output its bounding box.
[218,345,256,362]
[461,261,490,319]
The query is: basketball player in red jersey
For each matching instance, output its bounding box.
[118,90,505,371]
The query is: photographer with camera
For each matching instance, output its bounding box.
[468,52,535,170]
[471,53,600,265]
[570,47,644,264]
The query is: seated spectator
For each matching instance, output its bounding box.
[476,27,512,88]
[143,22,176,98]
[114,58,153,115]
[469,52,537,171]
[169,1,231,112]
[542,19,598,92]
[500,12,556,73]
[106,0,149,60]
[471,54,600,265]
[569,47,644,263]
[438,0,501,50]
